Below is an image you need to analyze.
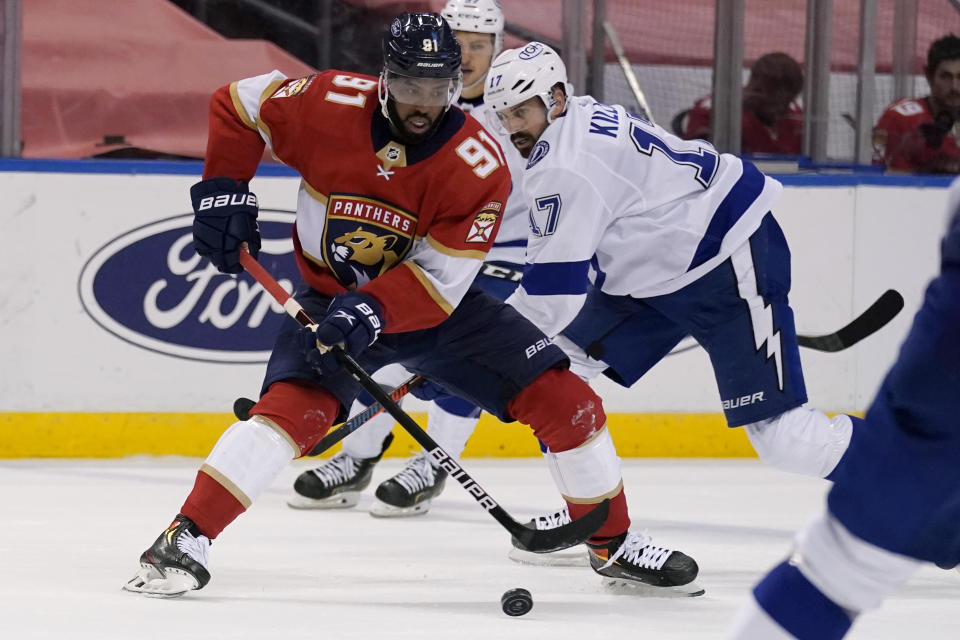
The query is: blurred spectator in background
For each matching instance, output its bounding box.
[679,52,804,155]
[874,34,960,174]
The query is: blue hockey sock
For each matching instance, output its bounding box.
[825,415,863,481]
[753,560,854,640]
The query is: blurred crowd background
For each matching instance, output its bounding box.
[1,0,959,173]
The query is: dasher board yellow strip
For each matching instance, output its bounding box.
[0,412,759,459]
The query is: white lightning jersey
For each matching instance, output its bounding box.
[507,96,783,338]
[462,99,529,265]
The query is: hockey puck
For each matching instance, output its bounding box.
[501,588,533,616]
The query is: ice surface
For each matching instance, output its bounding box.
[1,458,956,639]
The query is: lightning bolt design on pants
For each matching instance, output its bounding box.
[731,245,784,391]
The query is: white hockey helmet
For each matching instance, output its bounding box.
[440,0,505,58]
[484,42,571,124]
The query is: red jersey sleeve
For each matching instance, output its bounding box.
[684,97,712,140]
[875,98,960,173]
[203,71,326,180]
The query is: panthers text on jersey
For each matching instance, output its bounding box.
[507,96,782,338]
[203,69,511,333]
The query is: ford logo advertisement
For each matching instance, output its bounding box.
[78,211,297,364]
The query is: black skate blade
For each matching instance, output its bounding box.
[509,499,609,554]
[602,578,706,598]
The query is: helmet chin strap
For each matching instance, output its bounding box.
[461,70,488,95]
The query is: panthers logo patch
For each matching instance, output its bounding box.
[322,194,417,287]
[272,75,315,99]
[465,204,501,243]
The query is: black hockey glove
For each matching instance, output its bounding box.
[299,292,384,373]
[919,111,955,149]
[191,177,261,274]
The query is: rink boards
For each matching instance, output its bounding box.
[0,159,953,458]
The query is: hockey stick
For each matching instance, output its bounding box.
[238,247,610,553]
[232,375,425,456]
[796,289,904,352]
[231,262,526,444]
[304,374,424,456]
[603,20,654,123]
[663,289,905,357]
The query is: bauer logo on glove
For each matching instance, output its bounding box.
[190,177,262,274]
[195,192,259,211]
[299,292,385,373]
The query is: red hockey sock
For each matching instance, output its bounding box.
[181,469,245,539]
[568,486,630,544]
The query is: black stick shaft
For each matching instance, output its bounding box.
[306,375,424,456]
[238,247,608,552]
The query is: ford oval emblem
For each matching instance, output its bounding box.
[78,210,297,364]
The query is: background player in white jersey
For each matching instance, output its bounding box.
[290,0,532,518]
[484,43,865,565]
[728,179,960,640]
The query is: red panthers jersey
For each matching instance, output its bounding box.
[873,97,960,173]
[203,69,511,333]
[684,96,803,155]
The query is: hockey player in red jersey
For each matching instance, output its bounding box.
[290,0,534,518]
[874,34,960,174]
[683,52,804,155]
[122,13,700,598]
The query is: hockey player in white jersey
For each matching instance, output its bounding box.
[289,0,532,517]
[485,43,864,570]
[728,179,960,640]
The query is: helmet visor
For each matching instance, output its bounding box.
[492,100,544,134]
[384,71,461,107]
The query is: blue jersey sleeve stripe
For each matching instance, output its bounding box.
[521,260,591,295]
[493,239,528,248]
[687,161,766,271]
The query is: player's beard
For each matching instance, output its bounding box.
[386,100,441,145]
[401,111,437,143]
[511,131,536,158]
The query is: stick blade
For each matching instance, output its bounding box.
[798,289,904,352]
[509,499,610,553]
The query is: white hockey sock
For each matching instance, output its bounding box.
[744,407,852,478]
[424,401,479,462]
[793,512,921,612]
[341,363,411,459]
[543,426,622,500]
[201,417,298,507]
[342,408,396,459]
[727,597,796,640]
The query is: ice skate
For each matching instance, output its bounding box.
[588,531,704,597]
[123,515,211,598]
[507,506,590,567]
[369,452,447,517]
[289,433,394,509]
